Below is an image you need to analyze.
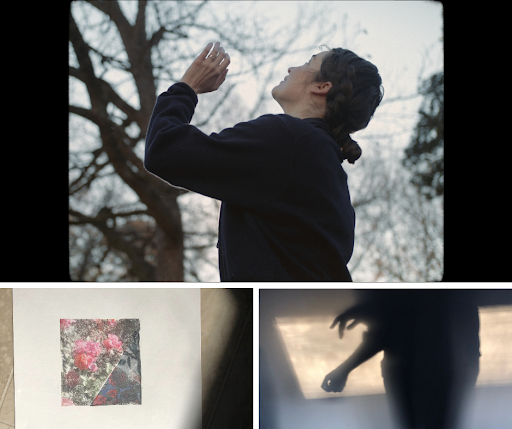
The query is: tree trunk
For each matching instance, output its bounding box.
[154,224,184,282]
[70,4,186,281]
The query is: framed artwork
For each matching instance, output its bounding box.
[13,288,201,429]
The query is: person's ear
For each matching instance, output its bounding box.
[311,81,332,95]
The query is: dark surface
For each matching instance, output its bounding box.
[202,288,253,429]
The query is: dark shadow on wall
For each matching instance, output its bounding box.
[260,289,512,429]
[338,290,479,429]
[202,288,253,429]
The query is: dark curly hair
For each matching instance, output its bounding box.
[311,46,384,163]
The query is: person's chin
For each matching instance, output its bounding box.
[272,82,285,99]
[271,85,279,100]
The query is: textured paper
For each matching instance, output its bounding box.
[60,318,141,406]
[13,288,201,429]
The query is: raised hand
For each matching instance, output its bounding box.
[180,42,230,94]
[329,306,365,339]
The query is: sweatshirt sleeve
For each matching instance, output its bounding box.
[145,82,293,209]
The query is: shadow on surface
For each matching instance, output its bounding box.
[202,288,253,429]
[260,289,512,429]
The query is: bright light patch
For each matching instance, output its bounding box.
[275,316,384,399]
[477,306,512,387]
[275,306,512,400]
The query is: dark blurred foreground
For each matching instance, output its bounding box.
[260,289,512,429]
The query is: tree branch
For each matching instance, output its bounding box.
[380,93,420,105]
[69,207,155,280]
[135,0,147,38]
[148,26,166,48]
[69,150,109,196]
[87,0,133,38]
[71,8,184,241]
[70,64,141,126]
[69,13,97,90]
[69,104,98,124]
[194,82,238,127]
[87,0,156,117]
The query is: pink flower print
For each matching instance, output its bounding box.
[62,397,74,406]
[64,370,80,388]
[85,341,101,357]
[73,339,101,371]
[60,319,76,330]
[73,340,101,358]
[74,353,94,371]
[73,339,88,356]
[103,334,123,353]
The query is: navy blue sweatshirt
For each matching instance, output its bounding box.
[145,82,355,281]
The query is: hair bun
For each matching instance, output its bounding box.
[340,134,362,164]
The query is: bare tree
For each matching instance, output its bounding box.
[346,148,443,282]
[69,1,442,282]
[69,0,333,281]
[342,37,443,282]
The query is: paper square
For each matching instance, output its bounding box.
[13,288,201,429]
[60,318,141,406]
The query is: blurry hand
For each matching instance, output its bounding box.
[321,365,350,393]
[330,308,364,339]
[180,42,230,94]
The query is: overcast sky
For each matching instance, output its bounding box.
[201,1,444,154]
[228,1,443,104]
[111,1,443,155]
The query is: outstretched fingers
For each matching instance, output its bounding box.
[182,42,230,94]
[213,46,230,69]
[201,42,230,71]
[329,315,343,330]
[330,313,361,339]
[200,42,214,60]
